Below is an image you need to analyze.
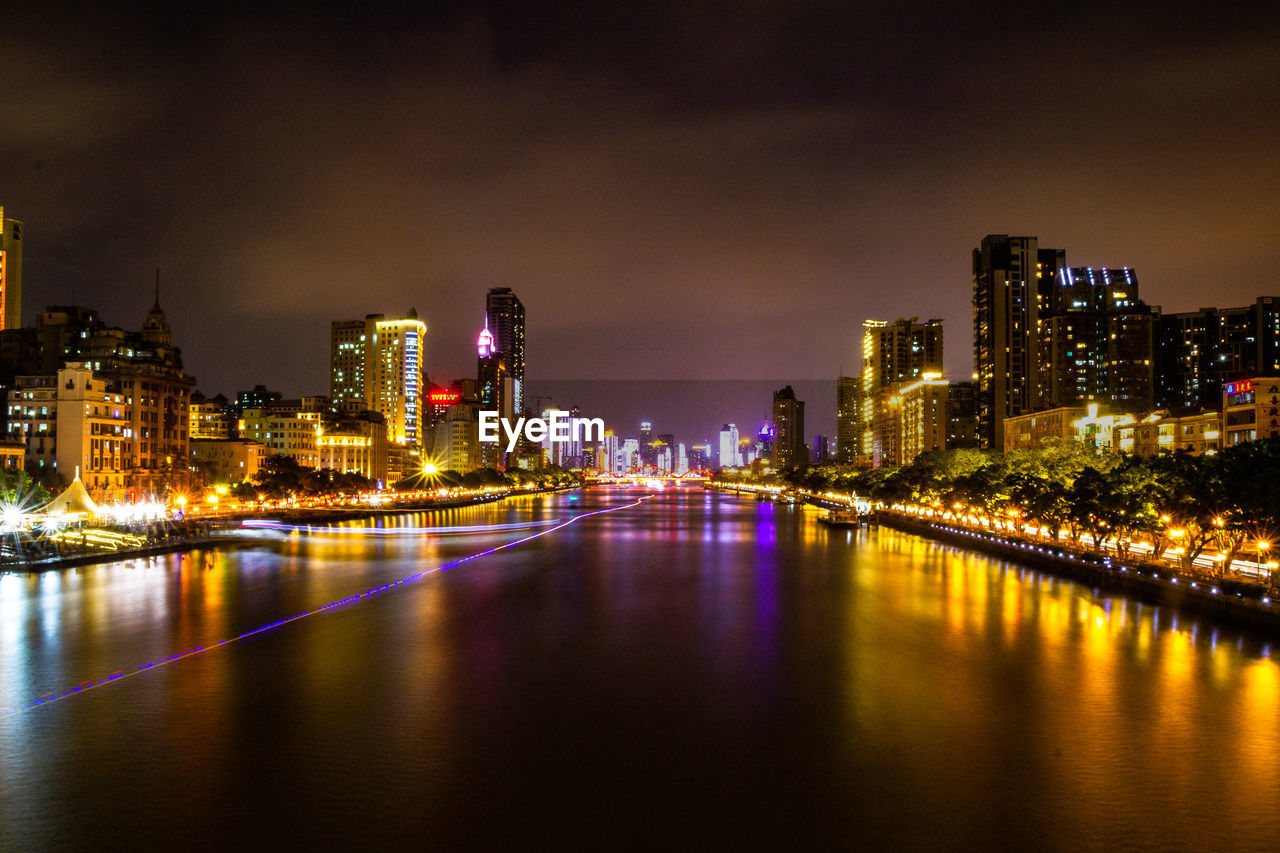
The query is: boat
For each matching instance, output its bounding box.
[818,508,861,528]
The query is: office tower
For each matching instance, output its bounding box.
[973,235,1064,450]
[718,424,740,468]
[476,317,510,468]
[486,288,525,416]
[330,311,427,447]
[772,385,806,471]
[836,375,859,465]
[0,207,22,330]
[1041,267,1155,413]
[1157,297,1280,410]
[330,319,367,415]
[639,421,654,464]
[860,317,943,465]
[365,311,426,446]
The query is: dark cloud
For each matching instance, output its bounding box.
[2,1,1278,407]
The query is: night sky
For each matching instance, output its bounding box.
[3,1,1278,433]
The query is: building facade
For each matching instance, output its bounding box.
[1157,298,1280,411]
[973,235,1064,450]
[0,207,21,330]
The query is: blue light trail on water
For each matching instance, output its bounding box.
[5,497,647,715]
[242,518,564,536]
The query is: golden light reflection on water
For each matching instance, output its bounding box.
[839,526,1280,843]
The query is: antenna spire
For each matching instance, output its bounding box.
[154,269,160,308]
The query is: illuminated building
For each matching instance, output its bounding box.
[897,373,949,464]
[6,365,127,501]
[1157,298,1280,410]
[0,441,22,470]
[329,311,427,447]
[190,438,268,485]
[1002,406,1086,453]
[330,319,367,415]
[0,207,22,330]
[366,312,426,446]
[810,434,830,465]
[432,404,479,473]
[189,392,234,439]
[426,386,464,425]
[1106,409,1221,457]
[688,444,712,471]
[318,414,389,482]
[836,375,859,465]
[718,423,740,468]
[239,407,321,469]
[477,316,512,468]
[1041,267,1155,412]
[860,317,943,465]
[486,288,525,416]
[1223,378,1280,446]
[973,235,1064,450]
[0,292,194,498]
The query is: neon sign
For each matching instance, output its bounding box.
[1224,379,1253,396]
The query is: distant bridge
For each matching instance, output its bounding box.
[583,466,712,484]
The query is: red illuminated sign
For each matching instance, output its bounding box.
[1224,379,1253,396]
[428,390,462,406]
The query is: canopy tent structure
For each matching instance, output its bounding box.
[41,472,102,519]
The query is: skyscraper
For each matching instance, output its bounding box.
[860,317,943,465]
[330,311,427,447]
[836,375,859,465]
[973,235,1064,450]
[0,207,22,330]
[330,319,367,415]
[718,423,740,468]
[476,316,511,468]
[1041,267,1155,412]
[486,288,525,416]
[772,385,806,471]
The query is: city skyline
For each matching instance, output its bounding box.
[2,3,1278,398]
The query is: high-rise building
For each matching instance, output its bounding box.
[1041,267,1155,413]
[772,385,806,471]
[1157,298,1280,410]
[717,424,740,469]
[811,434,830,465]
[0,208,22,330]
[486,288,525,416]
[860,317,943,465]
[836,375,859,465]
[330,311,427,447]
[365,312,426,446]
[330,319,368,415]
[973,235,1064,450]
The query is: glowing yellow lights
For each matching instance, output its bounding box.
[422,462,439,475]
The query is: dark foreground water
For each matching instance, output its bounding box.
[2,488,1278,850]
